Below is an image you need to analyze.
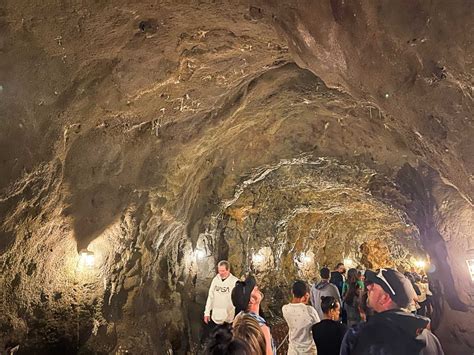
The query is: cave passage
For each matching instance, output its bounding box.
[0,1,473,354]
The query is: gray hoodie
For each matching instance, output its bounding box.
[310,280,342,320]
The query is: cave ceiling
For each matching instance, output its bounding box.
[0,0,473,353]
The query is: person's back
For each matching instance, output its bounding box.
[311,268,341,320]
[343,279,362,327]
[282,280,320,354]
[345,269,444,355]
[312,296,347,355]
[312,320,347,355]
[350,309,433,355]
[330,263,346,296]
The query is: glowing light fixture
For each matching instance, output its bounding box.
[415,260,426,269]
[78,249,95,269]
[252,253,265,264]
[343,258,354,268]
[301,253,312,264]
[195,249,206,260]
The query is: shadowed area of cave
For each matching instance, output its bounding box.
[0,1,473,354]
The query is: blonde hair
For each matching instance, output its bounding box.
[232,314,266,355]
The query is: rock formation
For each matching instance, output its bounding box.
[0,1,472,353]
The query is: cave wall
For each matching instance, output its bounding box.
[0,0,472,353]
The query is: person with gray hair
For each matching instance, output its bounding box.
[340,268,444,355]
[204,260,239,326]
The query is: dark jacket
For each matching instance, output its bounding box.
[340,309,444,355]
[330,271,344,296]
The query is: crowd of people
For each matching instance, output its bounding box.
[204,260,443,355]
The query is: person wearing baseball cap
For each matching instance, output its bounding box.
[231,275,275,355]
[340,268,444,355]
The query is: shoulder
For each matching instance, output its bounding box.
[227,274,239,284]
[307,305,319,316]
[338,322,348,334]
[311,321,322,332]
[210,275,219,283]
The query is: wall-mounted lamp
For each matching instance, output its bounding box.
[252,253,265,264]
[414,260,427,269]
[194,249,206,260]
[343,258,354,268]
[78,249,95,269]
[302,254,312,264]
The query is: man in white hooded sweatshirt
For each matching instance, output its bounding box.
[204,260,239,326]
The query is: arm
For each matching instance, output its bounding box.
[310,306,320,324]
[204,278,215,323]
[261,324,273,355]
[309,285,316,307]
[331,285,342,306]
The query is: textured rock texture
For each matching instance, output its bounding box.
[0,0,472,354]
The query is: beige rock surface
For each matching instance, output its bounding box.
[0,1,472,353]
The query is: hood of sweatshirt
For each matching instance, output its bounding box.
[373,309,430,337]
[315,280,331,290]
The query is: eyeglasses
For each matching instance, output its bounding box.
[377,269,396,295]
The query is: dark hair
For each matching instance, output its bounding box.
[413,272,422,283]
[320,267,331,279]
[347,268,358,283]
[207,323,251,354]
[321,296,339,314]
[344,281,361,306]
[292,280,308,298]
[335,262,344,269]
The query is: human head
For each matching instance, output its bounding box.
[292,280,309,302]
[320,267,331,280]
[217,260,231,279]
[347,268,358,283]
[208,323,252,355]
[232,275,258,314]
[404,271,415,283]
[413,272,422,283]
[233,314,266,355]
[321,296,341,320]
[365,268,413,312]
[335,262,345,273]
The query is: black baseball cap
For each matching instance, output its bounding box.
[231,275,256,315]
[365,268,413,308]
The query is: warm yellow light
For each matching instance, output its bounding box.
[415,260,426,269]
[252,253,265,263]
[78,250,95,269]
[343,258,354,268]
[301,253,312,264]
[194,249,206,259]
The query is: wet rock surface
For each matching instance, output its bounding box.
[0,1,472,354]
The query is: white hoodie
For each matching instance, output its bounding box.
[204,273,239,324]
